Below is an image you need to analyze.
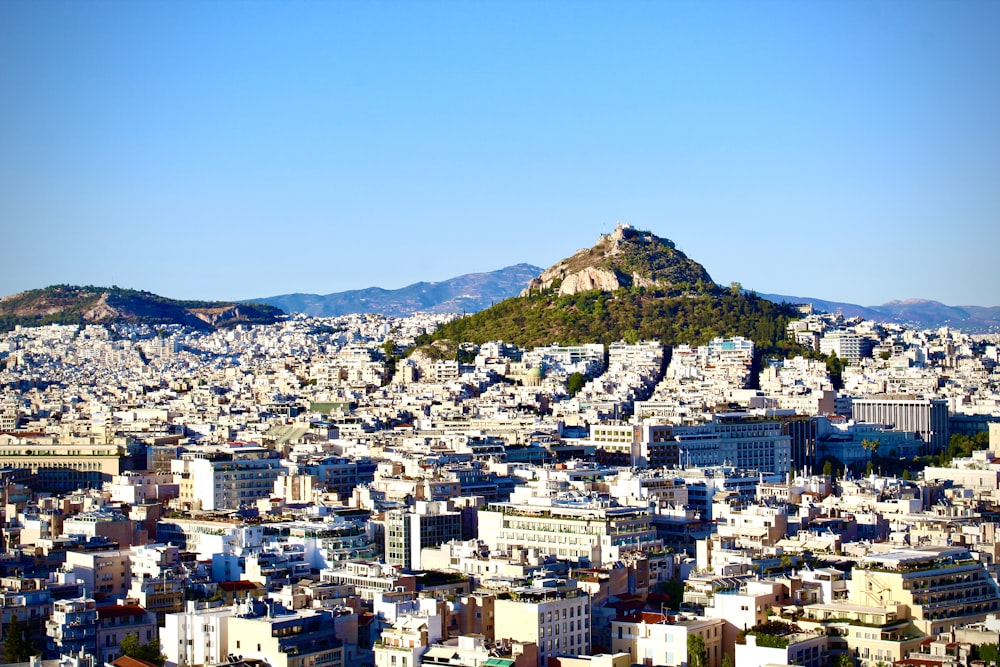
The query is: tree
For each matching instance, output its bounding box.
[973,643,1000,666]
[120,633,166,667]
[688,633,708,667]
[3,614,36,663]
[833,654,855,667]
[566,372,586,397]
[902,468,912,481]
[822,460,833,477]
[721,653,734,667]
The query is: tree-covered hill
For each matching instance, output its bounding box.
[418,285,802,354]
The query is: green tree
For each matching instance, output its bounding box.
[902,468,911,481]
[822,460,833,477]
[3,614,36,663]
[825,352,845,390]
[688,634,708,667]
[833,654,855,667]
[721,653,734,667]
[566,372,586,396]
[973,643,1000,666]
[120,633,166,667]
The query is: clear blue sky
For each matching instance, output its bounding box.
[2,1,998,306]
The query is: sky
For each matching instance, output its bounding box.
[2,1,999,307]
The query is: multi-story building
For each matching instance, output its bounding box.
[96,603,158,664]
[820,331,868,364]
[493,579,590,667]
[46,597,98,657]
[478,493,659,567]
[796,601,925,667]
[226,600,344,667]
[155,518,264,560]
[171,444,284,511]
[851,396,950,454]
[848,546,1000,636]
[0,439,146,493]
[127,576,184,626]
[420,635,538,667]
[161,602,234,667]
[62,509,139,548]
[735,628,828,667]
[64,549,132,601]
[385,501,462,570]
[673,414,793,476]
[319,562,417,604]
[0,577,53,661]
[373,606,444,667]
[610,611,725,667]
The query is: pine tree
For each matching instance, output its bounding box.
[3,614,35,663]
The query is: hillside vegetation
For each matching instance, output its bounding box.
[419,285,801,353]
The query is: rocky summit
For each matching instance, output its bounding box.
[521,223,714,297]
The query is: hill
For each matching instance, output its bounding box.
[757,293,1000,332]
[522,223,714,296]
[0,285,283,331]
[422,225,801,352]
[254,263,541,317]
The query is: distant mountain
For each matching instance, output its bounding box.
[254,264,542,317]
[425,225,799,350]
[0,285,283,331]
[757,293,1000,332]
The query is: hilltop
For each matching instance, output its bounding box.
[0,285,283,331]
[522,223,714,296]
[421,225,801,352]
[255,264,540,317]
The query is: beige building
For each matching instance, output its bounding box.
[796,601,925,667]
[493,580,590,667]
[611,611,725,667]
[0,437,138,492]
[847,546,1000,636]
[65,549,132,601]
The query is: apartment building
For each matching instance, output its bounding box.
[611,611,725,667]
[478,493,659,566]
[227,600,345,667]
[385,501,462,570]
[161,602,234,667]
[493,579,590,667]
[171,444,284,511]
[848,546,1000,635]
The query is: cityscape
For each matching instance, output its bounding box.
[1,222,1000,667]
[2,3,999,667]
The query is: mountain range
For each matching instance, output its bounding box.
[756,293,1000,332]
[2,228,998,333]
[252,263,541,318]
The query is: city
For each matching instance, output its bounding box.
[1,298,999,667]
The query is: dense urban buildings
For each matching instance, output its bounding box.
[1,307,999,667]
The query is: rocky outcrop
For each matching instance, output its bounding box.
[521,222,713,297]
